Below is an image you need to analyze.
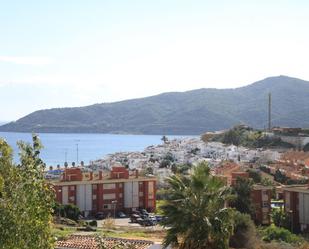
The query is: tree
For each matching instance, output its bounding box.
[274,169,288,184]
[54,203,81,221]
[161,162,235,249]
[229,212,257,249]
[0,135,55,249]
[161,135,168,144]
[231,177,255,216]
[271,208,290,229]
[247,169,262,183]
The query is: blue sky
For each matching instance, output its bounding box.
[1,0,309,121]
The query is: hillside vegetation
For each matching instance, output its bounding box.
[205,125,294,149]
[1,76,309,134]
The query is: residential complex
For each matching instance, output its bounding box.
[215,162,273,225]
[51,166,156,216]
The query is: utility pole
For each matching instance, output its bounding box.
[268,92,272,131]
[75,139,80,165]
[76,143,79,165]
[64,149,68,163]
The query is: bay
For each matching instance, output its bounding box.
[0,132,186,166]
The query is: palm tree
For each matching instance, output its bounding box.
[161,162,235,249]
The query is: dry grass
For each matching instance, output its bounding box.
[101,218,116,229]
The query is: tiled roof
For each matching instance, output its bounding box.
[56,235,154,249]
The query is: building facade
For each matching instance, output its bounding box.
[251,185,272,225]
[283,185,309,233]
[52,166,156,216]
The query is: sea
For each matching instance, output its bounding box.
[0,132,189,166]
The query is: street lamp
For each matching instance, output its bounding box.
[112,200,117,219]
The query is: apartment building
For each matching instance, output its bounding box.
[218,167,272,225]
[52,166,156,216]
[251,185,272,225]
[283,185,309,232]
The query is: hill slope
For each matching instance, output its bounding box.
[1,75,309,135]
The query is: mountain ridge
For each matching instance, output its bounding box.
[1,75,309,135]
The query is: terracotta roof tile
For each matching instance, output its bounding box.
[56,235,153,249]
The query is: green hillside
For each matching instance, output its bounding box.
[1,76,309,135]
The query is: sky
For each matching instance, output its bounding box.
[1,0,309,121]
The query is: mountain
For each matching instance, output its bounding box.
[0,121,8,126]
[1,75,309,135]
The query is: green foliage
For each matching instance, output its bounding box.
[261,177,274,186]
[274,169,288,184]
[145,166,154,175]
[0,135,55,249]
[161,162,235,249]
[88,220,98,227]
[231,177,255,216]
[171,163,192,174]
[271,209,290,229]
[161,135,168,143]
[156,188,171,200]
[229,212,257,249]
[213,125,295,149]
[54,203,81,221]
[261,225,303,245]
[247,169,262,183]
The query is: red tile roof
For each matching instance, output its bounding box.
[56,235,153,249]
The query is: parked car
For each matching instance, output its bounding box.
[94,212,105,220]
[148,215,157,224]
[117,211,126,218]
[139,209,149,216]
[130,214,140,223]
[138,217,156,226]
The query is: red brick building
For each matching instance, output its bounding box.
[52,166,156,216]
[217,167,272,225]
[251,185,272,225]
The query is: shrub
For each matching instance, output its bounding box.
[271,209,290,229]
[102,218,115,229]
[261,225,303,245]
[230,212,257,249]
[88,220,98,227]
[54,203,81,221]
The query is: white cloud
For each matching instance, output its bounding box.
[0,56,53,65]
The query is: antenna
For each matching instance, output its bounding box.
[268,92,272,131]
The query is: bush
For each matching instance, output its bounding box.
[54,203,81,221]
[271,209,290,229]
[102,218,115,229]
[88,220,98,227]
[230,212,257,249]
[261,225,303,245]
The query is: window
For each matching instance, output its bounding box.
[139,192,144,197]
[103,193,116,200]
[119,193,123,198]
[119,183,123,188]
[92,184,97,190]
[103,183,116,189]
[103,204,109,209]
[262,201,269,208]
[93,195,97,200]
[70,186,75,191]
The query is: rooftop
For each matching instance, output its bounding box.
[56,235,154,249]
